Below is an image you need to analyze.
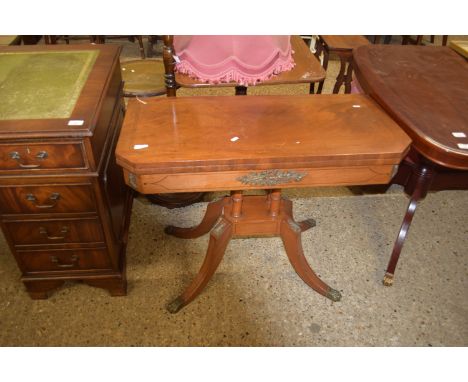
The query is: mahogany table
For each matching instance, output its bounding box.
[116,94,410,312]
[353,45,468,286]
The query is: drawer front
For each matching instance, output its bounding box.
[0,184,96,214]
[5,218,105,246]
[0,142,86,172]
[18,248,112,274]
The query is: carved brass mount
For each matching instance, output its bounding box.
[237,169,307,186]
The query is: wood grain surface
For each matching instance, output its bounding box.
[116,94,411,176]
[353,45,468,170]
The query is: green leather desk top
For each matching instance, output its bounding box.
[0,35,21,45]
[0,50,98,120]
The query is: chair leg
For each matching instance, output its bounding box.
[343,60,353,94]
[136,36,145,59]
[333,55,347,94]
[313,45,328,94]
[235,86,247,95]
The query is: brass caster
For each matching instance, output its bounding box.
[383,273,394,286]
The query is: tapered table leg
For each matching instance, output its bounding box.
[384,164,434,286]
[167,218,233,313]
[280,218,341,302]
[165,198,227,239]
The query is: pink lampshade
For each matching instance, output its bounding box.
[173,35,295,86]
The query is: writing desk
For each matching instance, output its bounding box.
[353,45,468,286]
[0,44,131,299]
[116,94,410,312]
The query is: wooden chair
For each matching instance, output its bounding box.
[94,36,145,59]
[44,35,146,59]
[312,35,370,94]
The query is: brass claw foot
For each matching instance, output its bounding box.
[167,296,186,313]
[326,288,342,302]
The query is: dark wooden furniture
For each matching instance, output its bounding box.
[162,35,326,96]
[116,94,411,312]
[44,35,94,45]
[0,35,21,45]
[0,44,133,299]
[313,35,370,94]
[353,45,468,286]
[94,36,145,59]
[44,35,146,59]
[402,36,449,46]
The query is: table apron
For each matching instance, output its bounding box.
[124,165,398,194]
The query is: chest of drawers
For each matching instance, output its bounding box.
[0,44,133,299]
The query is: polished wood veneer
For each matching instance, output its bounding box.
[117,95,409,179]
[0,44,133,299]
[353,45,468,286]
[353,45,468,170]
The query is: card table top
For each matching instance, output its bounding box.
[116,94,411,186]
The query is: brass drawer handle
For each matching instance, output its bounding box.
[9,150,48,168]
[39,226,69,240]
[26,192,61,208]
[50,254,79,268]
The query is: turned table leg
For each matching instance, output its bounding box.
[384,164,434,286]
